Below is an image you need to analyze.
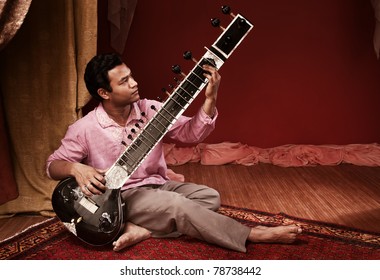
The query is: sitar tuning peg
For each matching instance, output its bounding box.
[183,51,198,63]
[172,64,186,77]
[161,88,170,98]
[156,96,163,102]
[221,6,236,18]
[174,77,181,84]
[211,18,225,31]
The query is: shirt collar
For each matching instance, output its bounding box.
[95,101,143,128]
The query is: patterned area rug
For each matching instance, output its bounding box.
[1,205,379,260]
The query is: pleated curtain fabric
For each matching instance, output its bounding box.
[0,0,97,215]
[0,0,32,206]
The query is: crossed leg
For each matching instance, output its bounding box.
[112,182,302,252]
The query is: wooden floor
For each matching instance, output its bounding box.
[1,163,380,241]
[171,163,380,232]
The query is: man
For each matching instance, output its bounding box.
[47,53,301,252]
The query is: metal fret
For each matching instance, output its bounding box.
[176,86,194,101]
[168,94,186,110]
[151,114,169,131]
[140,128,159,146]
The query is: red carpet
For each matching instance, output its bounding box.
[1,205,379,260]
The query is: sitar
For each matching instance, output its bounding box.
[52,6,253,246]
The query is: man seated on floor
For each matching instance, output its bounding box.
[46,53,301,252]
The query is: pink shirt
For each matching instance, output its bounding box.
[47,99,217,190]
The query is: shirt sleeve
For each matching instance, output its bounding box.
[165,106,218,144]
[46,123,88,178]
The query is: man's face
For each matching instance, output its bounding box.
[106,63,140,107]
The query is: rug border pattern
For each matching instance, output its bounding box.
[218,205,380,248]
[1,205,379,259]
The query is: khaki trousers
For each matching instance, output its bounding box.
[121,181,251,252]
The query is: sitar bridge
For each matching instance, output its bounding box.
[79,196,99,214]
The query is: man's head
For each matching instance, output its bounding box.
[84,53,124,101]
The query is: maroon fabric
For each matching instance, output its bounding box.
[0,94,18,205]
[98,1,380,147]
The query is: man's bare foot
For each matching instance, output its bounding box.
[248,225,302,244]
[113,222,151,251]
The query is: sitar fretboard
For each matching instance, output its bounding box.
[105,13,253,189]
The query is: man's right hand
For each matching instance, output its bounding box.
[49,160,107,196]
[71,162,107,196]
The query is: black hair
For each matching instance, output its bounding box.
[84,53,123,101]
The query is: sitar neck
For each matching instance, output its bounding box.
[105,12,253,189]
